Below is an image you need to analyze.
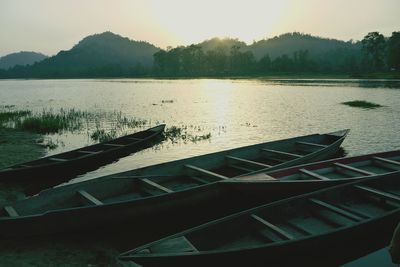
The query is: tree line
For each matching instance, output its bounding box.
[0,31,399,79]
[153,31,400,77]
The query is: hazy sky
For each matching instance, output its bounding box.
[0,0,399,56]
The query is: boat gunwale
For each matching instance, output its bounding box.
[0,124,166,173]
[119,171,400,259]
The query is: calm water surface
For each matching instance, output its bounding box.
[1,78,400,184]
[1,78,400,265]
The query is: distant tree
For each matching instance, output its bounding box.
[272,54,293,72]
[387,31,400,70]
[361,32,386,70]
[258,54,272,73]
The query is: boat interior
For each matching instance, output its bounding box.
[0,133,346,218]
[1,128,157,171]
[274,154,400,181]
[131,174,400,255]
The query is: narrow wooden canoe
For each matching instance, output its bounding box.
[119,172,400,267]
[0,130,348,237]
[0,124,166,193]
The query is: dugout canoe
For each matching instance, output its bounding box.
[0,130,348,237]
[0,124,166,192]
[119,172,400,267]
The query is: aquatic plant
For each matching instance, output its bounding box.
[15,109,83,134]
[341,100,383,109]
[90,129,118,142]
[0,110,31,126]
[164,125,211,144]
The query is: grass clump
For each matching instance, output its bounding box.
[90,129,118,143]
[15,109,84,134]
[341,100,383,109]
[0,110,31,125]
[164,125,211,144]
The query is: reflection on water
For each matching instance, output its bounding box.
[1,78,400,183]
[1,78,400,264]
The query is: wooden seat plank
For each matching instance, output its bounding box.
[229,164,255,173]
[251,214,294,240]
[78,150,101,154]
[49,157,69,162]
[296,141,328,148]
[185,165,228,180]
[299,169,330,181]
[4,206,19,217]
[373,157,400,166]
[226,156,272,168]
[334,163,375,176]
[104,143,125,147]
[261,149,302,158]
[127,137,142,141]
[77,190,103,206]
[355,185,400,202]
[309,198,363,222]
[141,178,174,193]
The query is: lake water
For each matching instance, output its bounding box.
[1,78,400,265]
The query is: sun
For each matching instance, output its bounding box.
[148,0,290,46]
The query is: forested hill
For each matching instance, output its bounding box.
[0,51,47,69]
[1,32,160,78]
[248,33,361,60]
[1,31,399,78]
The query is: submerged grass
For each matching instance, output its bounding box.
[164,125,211,144]
[0,110,31,125]
[90,129,118,143]
[341,100,383,109]
[15,109,84,134]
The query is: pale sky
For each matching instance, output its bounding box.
[0,0,399,56]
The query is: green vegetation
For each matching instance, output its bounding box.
[90,129,118,143]
[164,126,211,144]
[15,109,84,134]
[1,31,399,79]
[0,110,31,125]
[341,100,383,109]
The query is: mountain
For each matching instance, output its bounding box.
[247,32,361,60]
[5,32,160,78]
[0,51,47,69]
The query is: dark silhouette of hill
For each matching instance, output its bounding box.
[3,32,160,78]
[0,51,47,69]
[248,32,361,60]
[1,31,397,78]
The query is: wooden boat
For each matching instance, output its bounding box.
[0,130,348,237]
[119,172,400,267]
[0,124,166,193]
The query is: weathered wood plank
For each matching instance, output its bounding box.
[261,149,302,158]
[299,169,330,180]
[296,141,327,148]
[104,143,125,147]
[334,163,375,176]
[251,214,294,240]
[185,165,228,180]
[226,156,271,168]
[4,206,19,217]
[141,178,174,193]
[309,198,363,222]
[355,185,400,202]
[78,150,100,154]
[77,190,103,206]
[49,157,69,162]
[373,157,400,166]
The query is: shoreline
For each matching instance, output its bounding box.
[0,72,399,81]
